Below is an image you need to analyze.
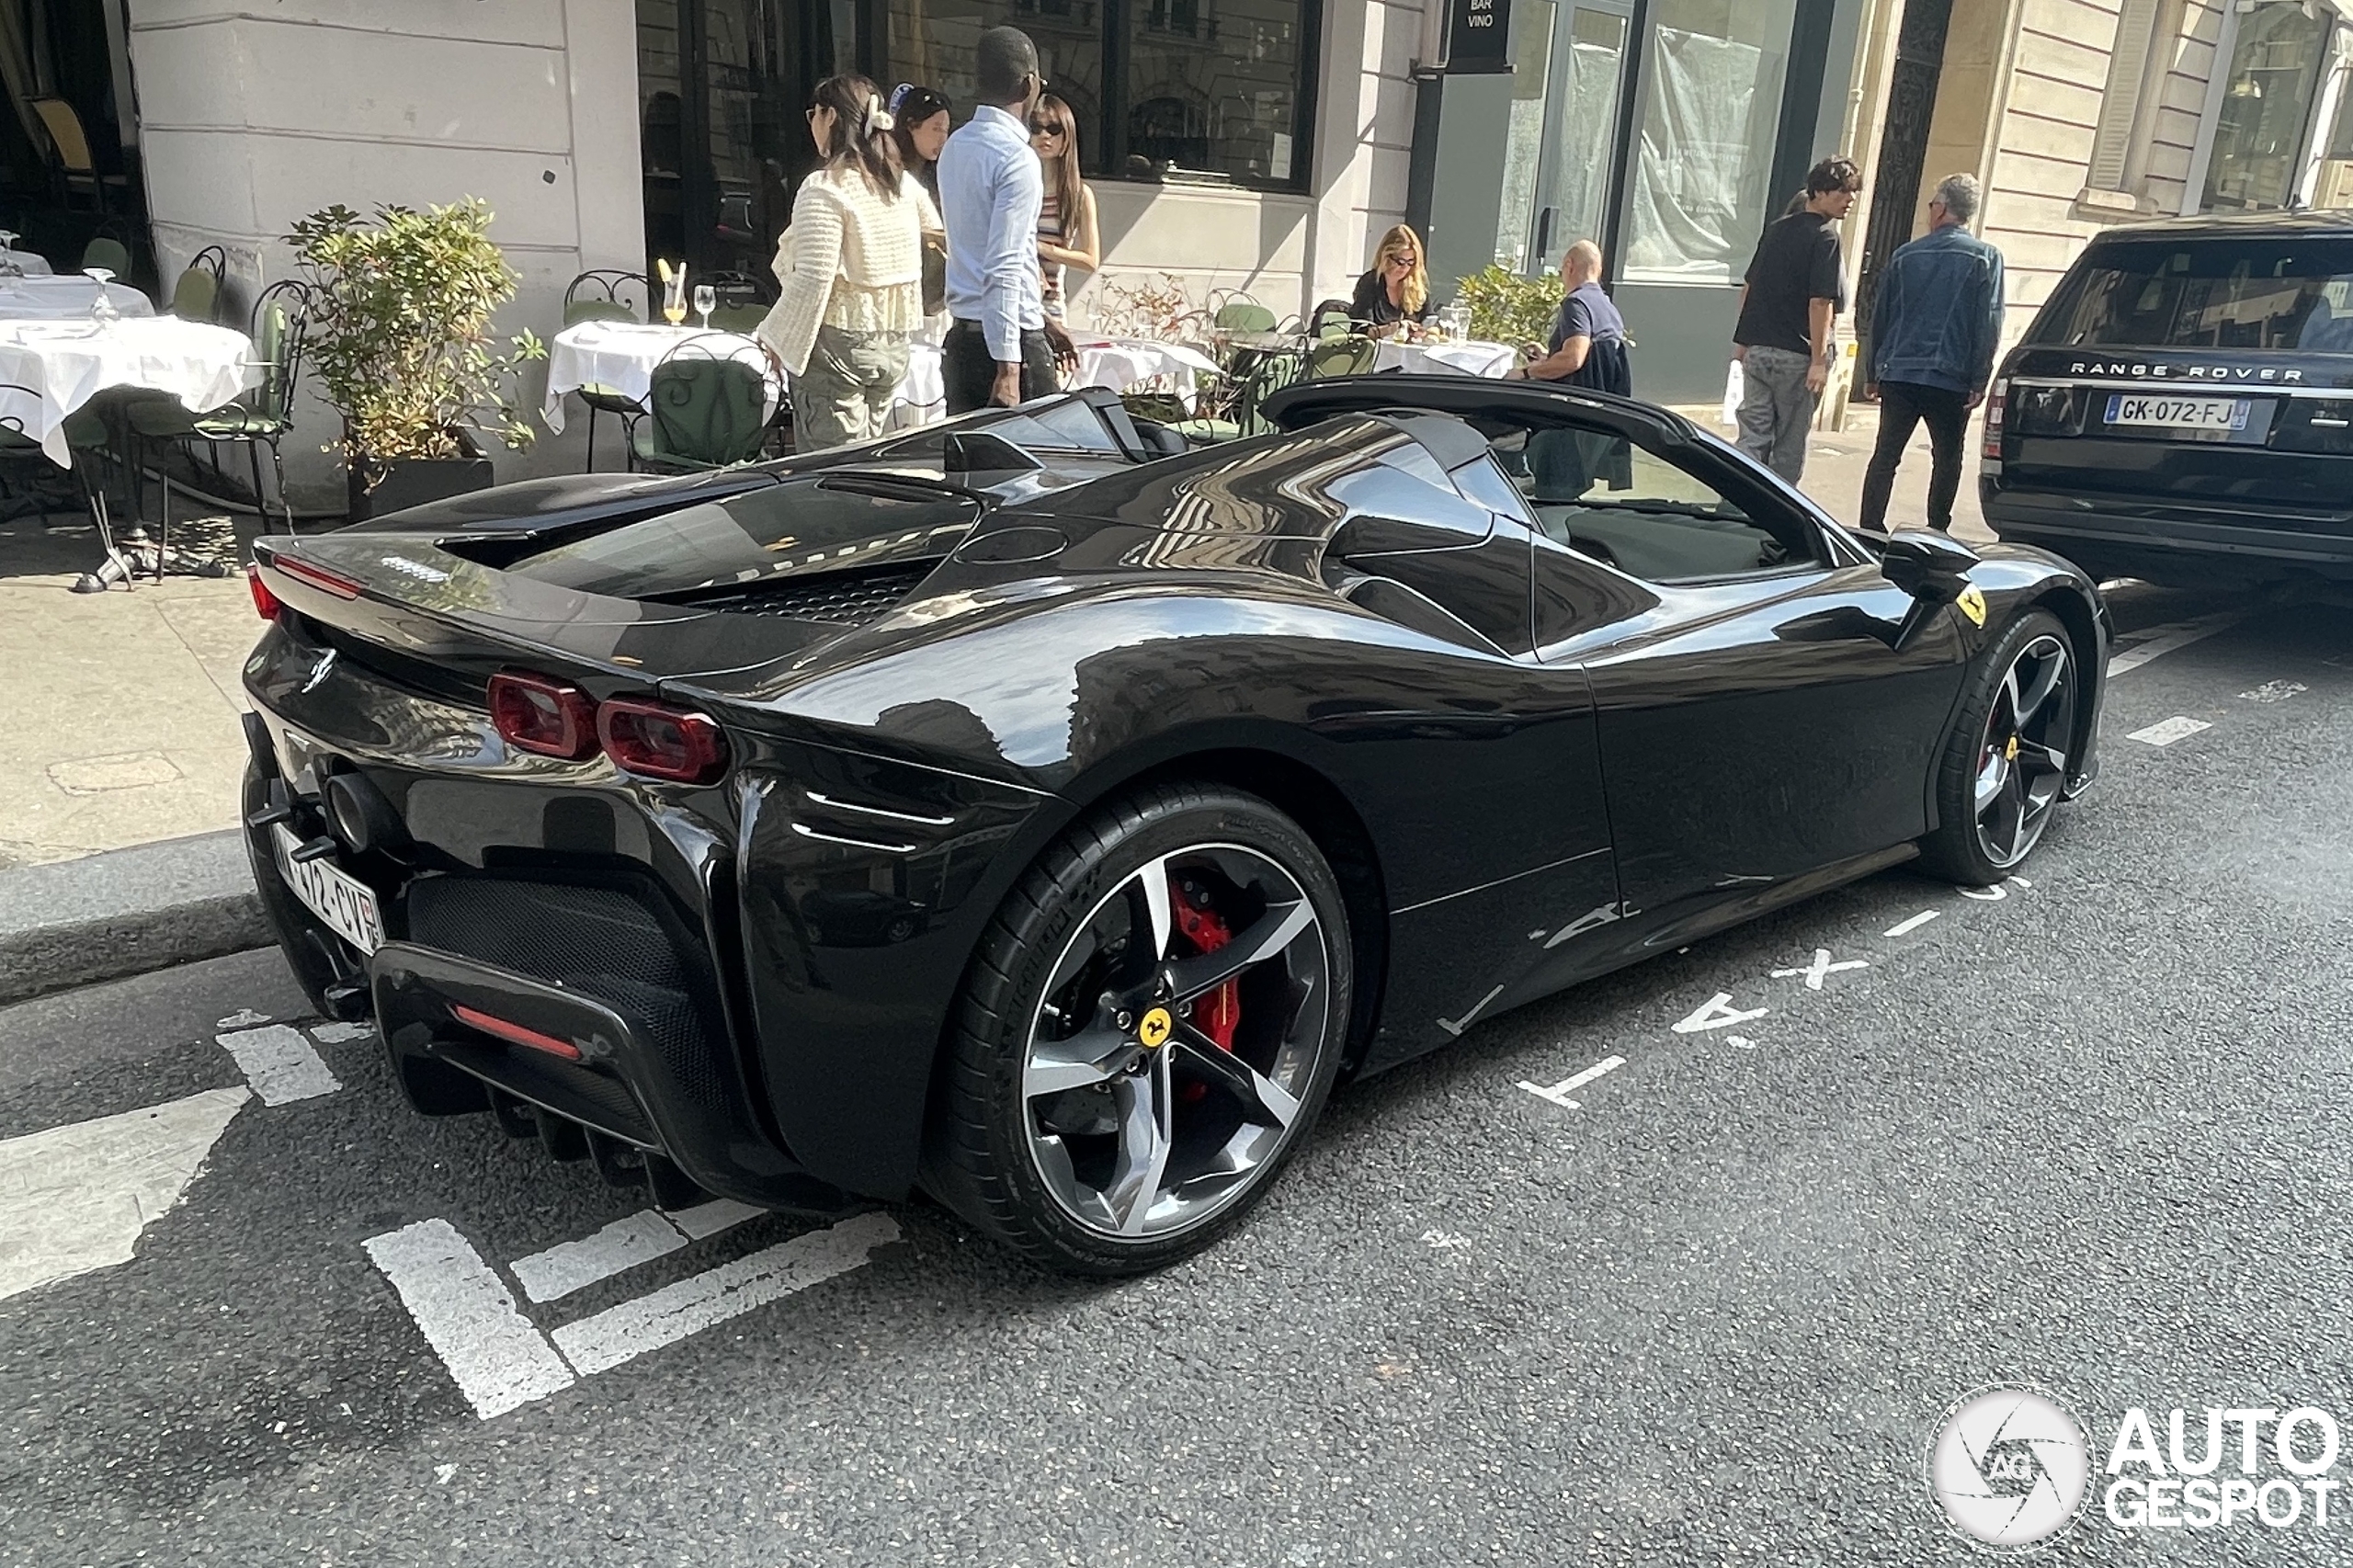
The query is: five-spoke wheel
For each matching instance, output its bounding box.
[928,784,1351,1275]
[1921,607,2082,884]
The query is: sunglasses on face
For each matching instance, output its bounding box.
[1029,122,1063,137]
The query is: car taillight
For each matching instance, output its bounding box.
[271,553,363,599]
[488,671,599,759]
[597,698,729,784]
[1982,377,2007,460]
[245,562,283,620]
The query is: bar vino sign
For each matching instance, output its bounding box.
[1449,0,1513,73]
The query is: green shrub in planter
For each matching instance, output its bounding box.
[1451,265,1563,356]
[288,199,546,511]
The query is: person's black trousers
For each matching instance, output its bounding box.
[1858,380,1970,532]
[942,320,1059,414]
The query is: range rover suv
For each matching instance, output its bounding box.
[1982,211,2353,587]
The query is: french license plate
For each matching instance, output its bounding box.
[272,824,384,954]
[2104,392,2249,431]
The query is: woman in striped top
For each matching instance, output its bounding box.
[758,74,942,453]
[1029,95,1099,322]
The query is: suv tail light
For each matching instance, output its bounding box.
[1982,377,2007,460]
[597,698,729,784]
[488,671,599,759]
[246,562,283,621]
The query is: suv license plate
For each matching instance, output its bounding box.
[2105,392,2250,431]
[273,824,384,954]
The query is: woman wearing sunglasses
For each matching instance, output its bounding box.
[1350,224,1435,339]
[1028,95,1099,321]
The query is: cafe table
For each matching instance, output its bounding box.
[887,334,1224,429]
[0,314,252,466]
[542,319,779,433]
[0,275,152,323]
[1370,337,1518,378]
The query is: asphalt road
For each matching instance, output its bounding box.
[5,583,2350,1566]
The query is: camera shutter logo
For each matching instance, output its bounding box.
[1926,1384,2091,1551]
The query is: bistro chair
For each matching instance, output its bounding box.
[1168,348,1302,446]
[631,335,772,472]
[1307,299,1355,340]
[81,235,131,277]
[563,268,652,472]
[29,97,129,216]
[169,245,227,322]
[0,385,112,546]
[1211,298,1278,335]
[710,302,767,334]
[127,279,313,540]
[1305,335,1379,380]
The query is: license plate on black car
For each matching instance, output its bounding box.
[273,824,384,953]
[2104,393,2250,431]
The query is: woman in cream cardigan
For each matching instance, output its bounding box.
[759,74,941,452]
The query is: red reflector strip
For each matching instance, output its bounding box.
[452,1004,584,1061]
[272,554,363,599]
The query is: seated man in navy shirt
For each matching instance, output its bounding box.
[1506,241,1632,500]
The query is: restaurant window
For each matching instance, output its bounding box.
[881,0,1318,188]
[2200,0,2334,213]
[639,0,855,290]
[1618,0,1801,285]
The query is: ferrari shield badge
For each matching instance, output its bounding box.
[1956,585,1988,627]
[1137,1007,1174,1050]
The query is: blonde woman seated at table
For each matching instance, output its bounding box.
[1350,224,1435,340]
[758,74,943,452]
[1029,94,1098,322]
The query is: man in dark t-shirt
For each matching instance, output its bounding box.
[1731,156,1859,484]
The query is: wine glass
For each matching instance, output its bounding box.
[0,232,19,278]
[693,284,716,331]
[84,267,119,326]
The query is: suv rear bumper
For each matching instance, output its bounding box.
[1984,486,2353,575]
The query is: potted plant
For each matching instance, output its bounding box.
[1450,264,1565,359]
[287,199,546,519]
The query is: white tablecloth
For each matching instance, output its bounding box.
[888,335,1223,427]
[0,277,153,323]
[543,321,779,433]
[0,317,256,465]
[0,252,53,278]
[1371,338,1518,378]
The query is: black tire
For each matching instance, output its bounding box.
[923,781,1353,1276]
[1917,608,2080,885]
[240,760,348,1017]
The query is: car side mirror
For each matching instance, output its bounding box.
[1877,528,1979,604]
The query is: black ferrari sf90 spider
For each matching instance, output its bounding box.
[242,377,2109,1275]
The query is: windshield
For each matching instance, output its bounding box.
[2032,237,2353,352]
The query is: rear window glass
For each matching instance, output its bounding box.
[2034,238,2353,352]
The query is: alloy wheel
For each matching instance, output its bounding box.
[1972,631,2075,869]
[1020,843,1332,1241]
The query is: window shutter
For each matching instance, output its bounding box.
[2090,0,2162,191]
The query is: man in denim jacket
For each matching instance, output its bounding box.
[1859,173,2006,532]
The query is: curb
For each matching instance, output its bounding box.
[0,829,268,1007]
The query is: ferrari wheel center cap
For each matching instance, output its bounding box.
[1136,1006,1174,1051]
[2005,734,2020,762]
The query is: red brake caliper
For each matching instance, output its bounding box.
[1170,874,1240,1103]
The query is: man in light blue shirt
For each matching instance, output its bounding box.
[937,27,1070,411]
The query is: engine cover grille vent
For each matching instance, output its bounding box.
[678,561,938,626]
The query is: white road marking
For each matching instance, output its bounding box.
[218,1025,340,1105]
[434,1464,458,1485]
[1885,910,1940,937]
[2126,715,2211,748]
[362,1219,576,1419]
[1671,993,1768,1034]
[511,1210,689,1305]
[1724,1035,1757,1050]
[551,1212,900,1378]
[2008,875,2032,889]
[1517,1054,1627,1110]
[309,1021,375,1045]
[2107,613,2241,677]
[0,1087,248,1303]
[215,1009,271,1029]
[1958,883,2007,902]
[1771,948,1869,990]
[2241,680,2308,704]
[670,1197,766,1240]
